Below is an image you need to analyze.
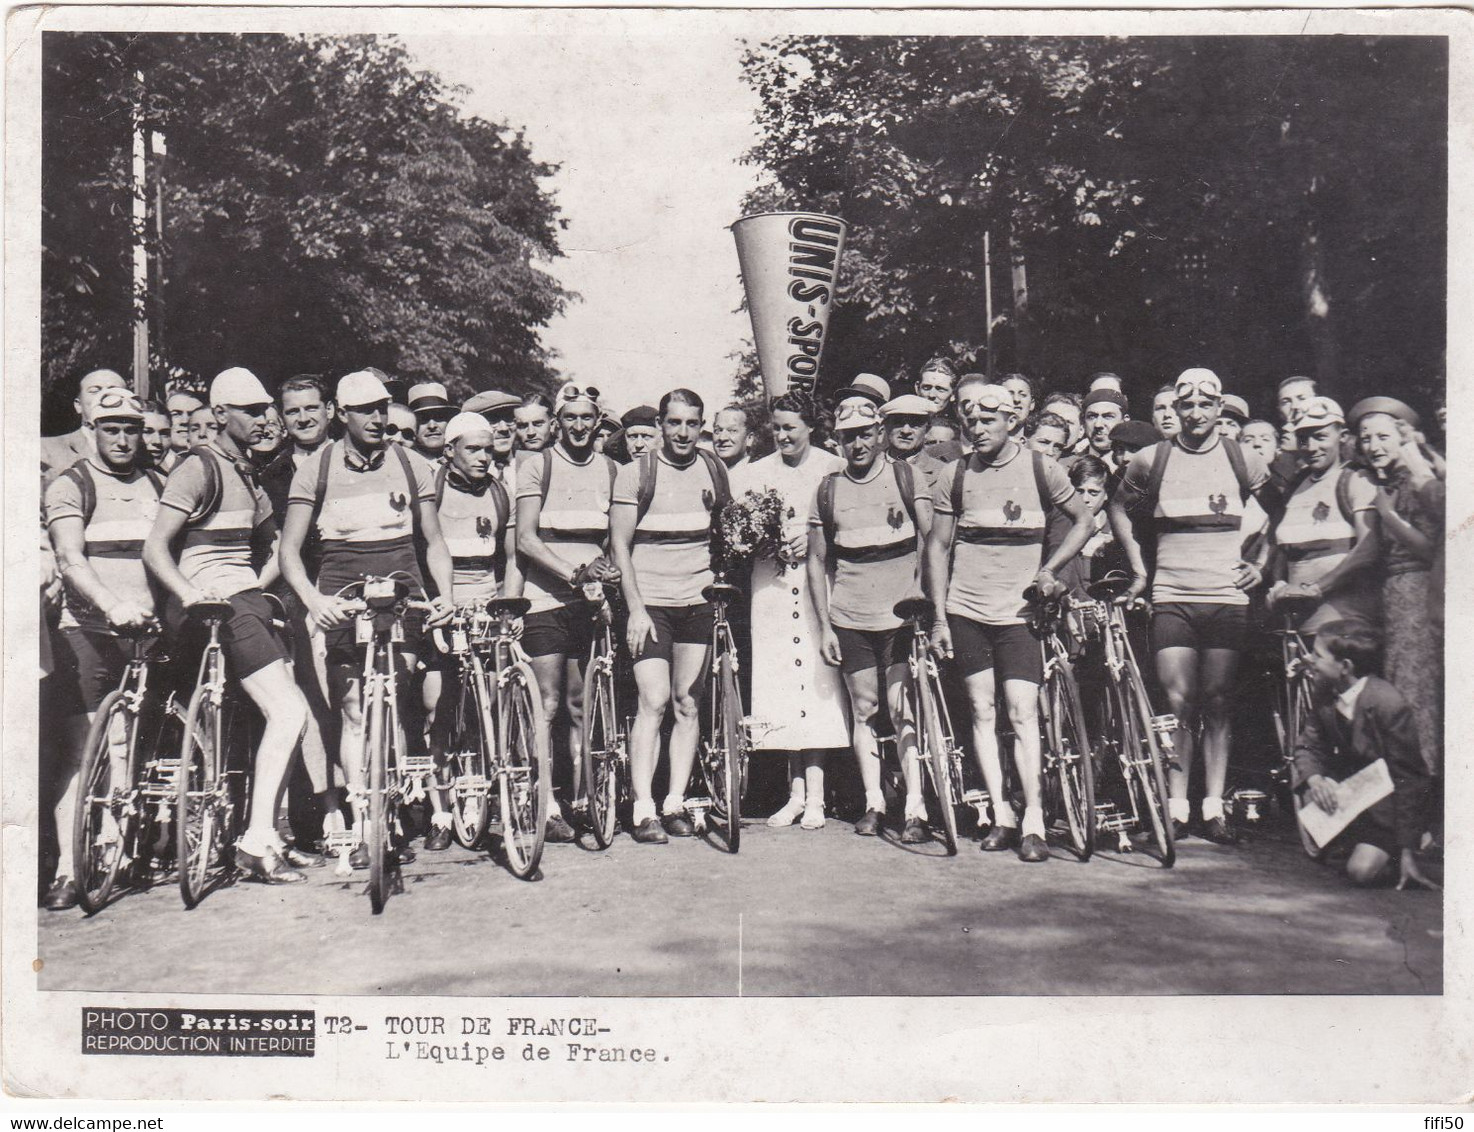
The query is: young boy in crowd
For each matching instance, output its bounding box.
[1294,620,1438,890]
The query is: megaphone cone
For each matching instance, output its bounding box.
[733,212,848,400]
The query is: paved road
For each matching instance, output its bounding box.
[38,813,1439,998]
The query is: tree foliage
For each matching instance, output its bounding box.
[42,33,571,430]
[738,36,1446,418]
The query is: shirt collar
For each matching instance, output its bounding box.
[342,439,388,472]
[1336,675,1369,721]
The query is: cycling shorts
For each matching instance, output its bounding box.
[636,603,714,666]
[834,625,910,677]
[947,615,1043,684]
[59,627,132,714]
[1150,602,1248,654]
[521,603,598,661]
[166,589,289,682]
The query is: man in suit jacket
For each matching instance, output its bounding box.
[1293,619,1437,889]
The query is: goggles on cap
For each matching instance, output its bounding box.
[93,391,146,420]
[1291,397,1345,431]
[956,385,1016,418]
[1174,372,1223,400]
[833,397,881,430]
[555,382,602,413]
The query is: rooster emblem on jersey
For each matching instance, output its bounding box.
[701,488,714,510]
[1311,501,1331,524]
[887,504,905,531]
[476,515,494,539]
[1002,499,1023,524]
[1208,493,1228,516]
[388,492,409,513]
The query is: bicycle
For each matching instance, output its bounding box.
[72,624,184,914]
[1023,586,1096,861]
[1074,573,1177,867]
[892,598,982,855]
[579,583,631,850]
[176,600,258,909]
[688,578,748,852]
[1264,591,1324,858]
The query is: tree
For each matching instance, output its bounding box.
[738,35,1446,418]
[42,33,572,432]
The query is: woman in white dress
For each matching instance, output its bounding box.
[731,392,849,829]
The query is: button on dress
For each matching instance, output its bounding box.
[731,448,849,752]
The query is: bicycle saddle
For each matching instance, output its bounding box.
[1085,573,1135,601]
[484,597,531,620]
[702,581,744,605]
[186,599,235,622]
[1274,591,1321,616]
[892,598,934,626]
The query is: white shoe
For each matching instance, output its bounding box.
[801,803,826,831]
[767,798,805,827]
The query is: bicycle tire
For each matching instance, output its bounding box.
[702,654,744,853]
[73,691,131,914]
[914,661,959,855]
[448,666,493,849]
[1286,670,1324,859]
[176,672,222,909]
[498,662,550,880]
[365,671,392,914]
[580,644,620,850]
[1122,669,1175,867]
[1044,659,1096,860]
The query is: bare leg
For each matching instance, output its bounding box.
[629,658,672,824]
[662,641,710,812]
[237,661,309,855]
[963,667,1010,826]
[1155,646,1200,825]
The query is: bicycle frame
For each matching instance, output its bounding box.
[904,619,976,822]
[688,595,747,839]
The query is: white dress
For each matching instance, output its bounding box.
[731,447,850,752]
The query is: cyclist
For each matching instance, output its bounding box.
[1109,368,1278,844]
[925,377,1096,863]
[1266,397,1380,632]
[516,383,621,841]
[41,368,128,487]
[462,390,522,491]
[141,368,314,884]
[424,411,523,848]
[42,391,162,910]
[880,394,949,491]
[277,370,455,868]
[809,396,933,842]
[608,388,729,844]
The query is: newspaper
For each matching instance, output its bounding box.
[1298,759,1396,849]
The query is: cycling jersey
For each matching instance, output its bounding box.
[612,451,720,608]
[44,460,162,632]
[1119,436,1270,606]
[934,445,1075,625]
[437,470,513,604]
[287,438,436,594]
[160,444,273,597]
[516,444,616,614]
[1276,465,1376,591]
[810,455,929,632]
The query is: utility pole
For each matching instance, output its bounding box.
[983,230,994,379]
[130,70,149,401]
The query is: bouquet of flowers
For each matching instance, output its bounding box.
[714,488,793,575]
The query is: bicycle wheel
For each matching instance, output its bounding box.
[1121,670,1175,867]
[1285,670,1324,859]
[73,691,132,914]
[1043,659,1096,860]
[176,674,223,909]
[914,661,958,855]
[448,667,493,849]
[497,662,550,880]
[702,654,744,853]
[364,673,393,914]
[580,645,620,850]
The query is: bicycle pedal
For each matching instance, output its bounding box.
[399,755,437,778]
[454,774,490,797]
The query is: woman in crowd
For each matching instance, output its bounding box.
[731,391,848,829]
[1353,397,1444,776]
